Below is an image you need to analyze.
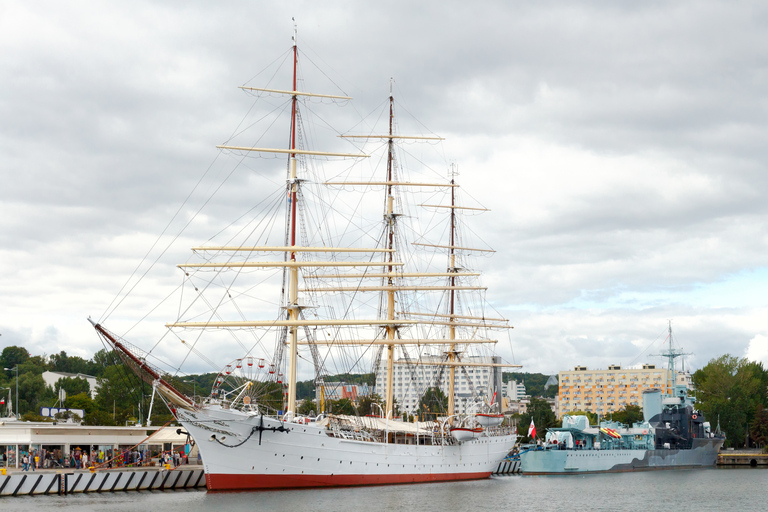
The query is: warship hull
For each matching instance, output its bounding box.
[521,438,724,475]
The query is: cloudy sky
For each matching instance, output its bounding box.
[1,0,767,379]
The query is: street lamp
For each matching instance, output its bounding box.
[3,367,19,419]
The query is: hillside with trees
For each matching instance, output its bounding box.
[502,372,558,398]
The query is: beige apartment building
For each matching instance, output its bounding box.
[558,364,681,417]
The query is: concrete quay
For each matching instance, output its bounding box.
[0,465,205,496]
[717,450,768,467]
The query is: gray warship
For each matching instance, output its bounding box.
[521,331,725,474]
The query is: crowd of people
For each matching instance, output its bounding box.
[17,448,63,471]
[4,446,191,471]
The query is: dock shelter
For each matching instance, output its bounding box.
[0,420,191,469]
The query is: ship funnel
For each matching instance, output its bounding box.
[642,388,662,422]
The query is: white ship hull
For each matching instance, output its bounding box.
[178,407,517,491]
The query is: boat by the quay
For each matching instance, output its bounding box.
[520,326,724,474]
[91,26,518,491]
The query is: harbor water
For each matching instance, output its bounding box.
[4,468,767,511]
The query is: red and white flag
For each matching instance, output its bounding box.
[528,418,536,438]
[490,391,497,406]
[0,398,4,405]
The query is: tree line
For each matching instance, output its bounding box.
[4,343,766,448]
[0,345,380,426]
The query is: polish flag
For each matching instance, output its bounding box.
[0,399,4,405]
[528,418,536,439]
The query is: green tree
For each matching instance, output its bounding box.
[417,387,448,419]
[55,376,91,397]
[693,355,768,448]
[66,392,94,416]
[93,365,138,425]
[358,393,385,416]
[48,351,98,375]
[518,397,558,441]
[750,404,768,449]
[18,372,46,416]
[297,399,316,416]
[1,346,29,370]
[326,398,355,415]
[611,404,643,426]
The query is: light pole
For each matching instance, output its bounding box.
[3,367,18,419]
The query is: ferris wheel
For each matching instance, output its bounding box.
[210,357,285,413]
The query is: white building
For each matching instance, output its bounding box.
[374,356,502,415]
[676,370,693,389]
[505,380,527,401]
[0,421,193,469]
[41,371,99,398]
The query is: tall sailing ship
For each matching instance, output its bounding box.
[91,30,518,491]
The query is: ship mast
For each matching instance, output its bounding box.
[447,169,457,418]
[286,24,300,417]
[384,81,397,419]
[329,92,519,419]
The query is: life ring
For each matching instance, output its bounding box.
[642,430,647,435]
[692,414,698,420]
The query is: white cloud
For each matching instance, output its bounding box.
[1,0,767,378]
[746,334,768,368]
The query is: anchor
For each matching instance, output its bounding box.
[257,414,290,445]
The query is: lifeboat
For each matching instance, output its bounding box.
[450,427,484,442]
[474,413,504,427]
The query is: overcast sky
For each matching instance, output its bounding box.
[1,0,767,380]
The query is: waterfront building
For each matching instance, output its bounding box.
[41,371,100,397]
[557,364,692,417]
[374,356,502,415]
[0,420,191,469]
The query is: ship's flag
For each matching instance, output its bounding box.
[0,398,4,405]
[490,391,497,406]
[528,418,536,438]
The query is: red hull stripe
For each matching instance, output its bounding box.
[206,471,491,491]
